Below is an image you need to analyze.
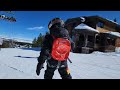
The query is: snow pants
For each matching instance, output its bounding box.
[44,59,72,79]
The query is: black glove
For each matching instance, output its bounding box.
[36,63,44,76]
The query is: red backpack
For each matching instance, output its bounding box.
[51,38,71,61]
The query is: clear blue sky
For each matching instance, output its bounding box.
[0,11,120,42]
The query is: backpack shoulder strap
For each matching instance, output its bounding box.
[52,35,55,39]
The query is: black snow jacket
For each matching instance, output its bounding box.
[37,27,75,66]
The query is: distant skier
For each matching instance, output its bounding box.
[36,18,75,79]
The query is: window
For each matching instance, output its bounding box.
[88,35,94,42]
[87,35,94,47]
[97,21,104,28]
[106,37,115,45]
[79,34,85,41]
[96,35,100,44]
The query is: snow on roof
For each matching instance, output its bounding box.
[105,18,119,25]
[75,23,99,33]
[104,32,120,38]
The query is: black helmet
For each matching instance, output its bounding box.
[48,18,64,30]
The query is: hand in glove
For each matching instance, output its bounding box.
[36,63,44,76]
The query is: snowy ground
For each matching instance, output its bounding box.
[0,48,120,79]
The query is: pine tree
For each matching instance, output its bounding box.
[45,32,49,35]
[36,33,43,47]
[32,33,46,47]
[32,37,37,47]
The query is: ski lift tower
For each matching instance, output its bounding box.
[0,11,16,48]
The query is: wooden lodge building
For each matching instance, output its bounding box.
[65,15,120,53]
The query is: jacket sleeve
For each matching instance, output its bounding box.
[68,35,75,52]
[37,35,52,65]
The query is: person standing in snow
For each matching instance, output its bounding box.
[36,18,75,79]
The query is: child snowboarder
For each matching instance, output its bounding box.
[36,18,75,79]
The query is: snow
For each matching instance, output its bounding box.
[0,38,3,45]
[104,32,120,38]
[75,23,99,33]
[115,47,120,53]
[13,38,32,44]
[0,36,32,44]
[0,48,120,79]
[105,18,119,25]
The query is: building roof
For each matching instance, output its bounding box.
[86,15,120,30]
[103,31,120,38]
[75,23,99,33]
[65,15,120,32]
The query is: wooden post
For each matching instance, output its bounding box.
[85,34,88,47]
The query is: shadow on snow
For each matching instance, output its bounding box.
[14,56,38,59]
[19,47,41,51]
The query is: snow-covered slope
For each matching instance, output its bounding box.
[0,48,120,79]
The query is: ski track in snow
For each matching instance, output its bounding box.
[0,63,38,79]
[0,48,120,79]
